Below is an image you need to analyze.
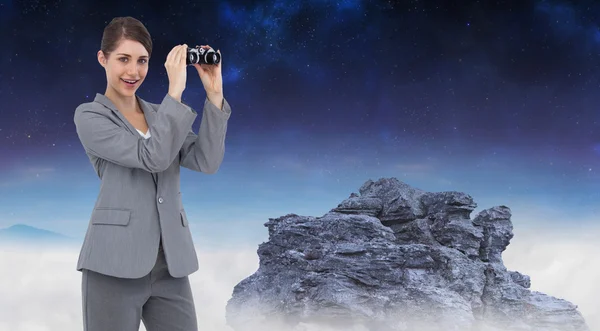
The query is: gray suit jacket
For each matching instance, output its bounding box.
[73,93,231,279]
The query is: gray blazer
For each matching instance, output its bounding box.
[73,93,231,279]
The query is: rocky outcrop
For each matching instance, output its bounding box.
[225,178,589,331]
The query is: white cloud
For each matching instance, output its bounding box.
[0,245,258,331]
[0,228,597,331]
[502,225,600,330]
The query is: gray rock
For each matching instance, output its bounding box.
[225,178,589,331]
[510,271,531,289]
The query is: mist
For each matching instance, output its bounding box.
[0,225,598,331]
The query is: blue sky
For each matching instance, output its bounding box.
[1,0,599,248]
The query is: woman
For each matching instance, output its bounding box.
[73,16,231,331]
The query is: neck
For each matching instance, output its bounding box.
[105,87,138,113]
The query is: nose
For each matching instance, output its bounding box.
[127,61,139,77]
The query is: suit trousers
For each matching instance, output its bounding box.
[81,238,198,331]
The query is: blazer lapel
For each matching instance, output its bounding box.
[137,96,156,132]
[135,97,159,186]
[93,94,134,134]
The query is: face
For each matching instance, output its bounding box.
[98,38,149,98]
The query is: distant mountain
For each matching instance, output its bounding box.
[0,224,77,246]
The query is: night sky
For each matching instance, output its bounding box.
[0,0,598,246]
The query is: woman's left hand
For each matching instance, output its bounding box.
[193,45,223,97]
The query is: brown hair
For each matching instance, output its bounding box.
[100,16,152,60]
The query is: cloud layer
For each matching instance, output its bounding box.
[0,226,597,331]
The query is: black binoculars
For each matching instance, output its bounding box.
[186,46,220,65]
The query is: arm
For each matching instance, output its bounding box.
[179,96,231,173]
[74,93,198,173]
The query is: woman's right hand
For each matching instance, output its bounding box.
[165,44,188,102]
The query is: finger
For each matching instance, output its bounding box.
[178,44,187,65]
[195,64,207,79]
[166,45,179,65]
[178,44,185,65]
[198,64,208,74]
[196,65,205,78]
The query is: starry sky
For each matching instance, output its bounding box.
[0,0,598,247]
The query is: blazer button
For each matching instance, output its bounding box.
[158,197,164,204]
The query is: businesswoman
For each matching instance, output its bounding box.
[73,16,231,331]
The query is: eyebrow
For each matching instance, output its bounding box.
[116,53,149,58]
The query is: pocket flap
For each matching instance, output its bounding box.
[91,208,131,226]
[180,210,189,227]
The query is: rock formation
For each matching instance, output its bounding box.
[225,178,589,331]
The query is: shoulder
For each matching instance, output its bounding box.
[75,101,93,112]
[73,101,111,122]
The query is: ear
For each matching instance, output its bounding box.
[97,50,106,67]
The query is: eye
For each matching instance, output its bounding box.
[119,58,148,64]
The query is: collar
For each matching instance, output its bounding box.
[93,93,155,135]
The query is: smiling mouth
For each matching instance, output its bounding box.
[121,78,139,85]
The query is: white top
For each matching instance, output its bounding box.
[136,128,151,139]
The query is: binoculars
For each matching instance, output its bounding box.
[186,46,221,65]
